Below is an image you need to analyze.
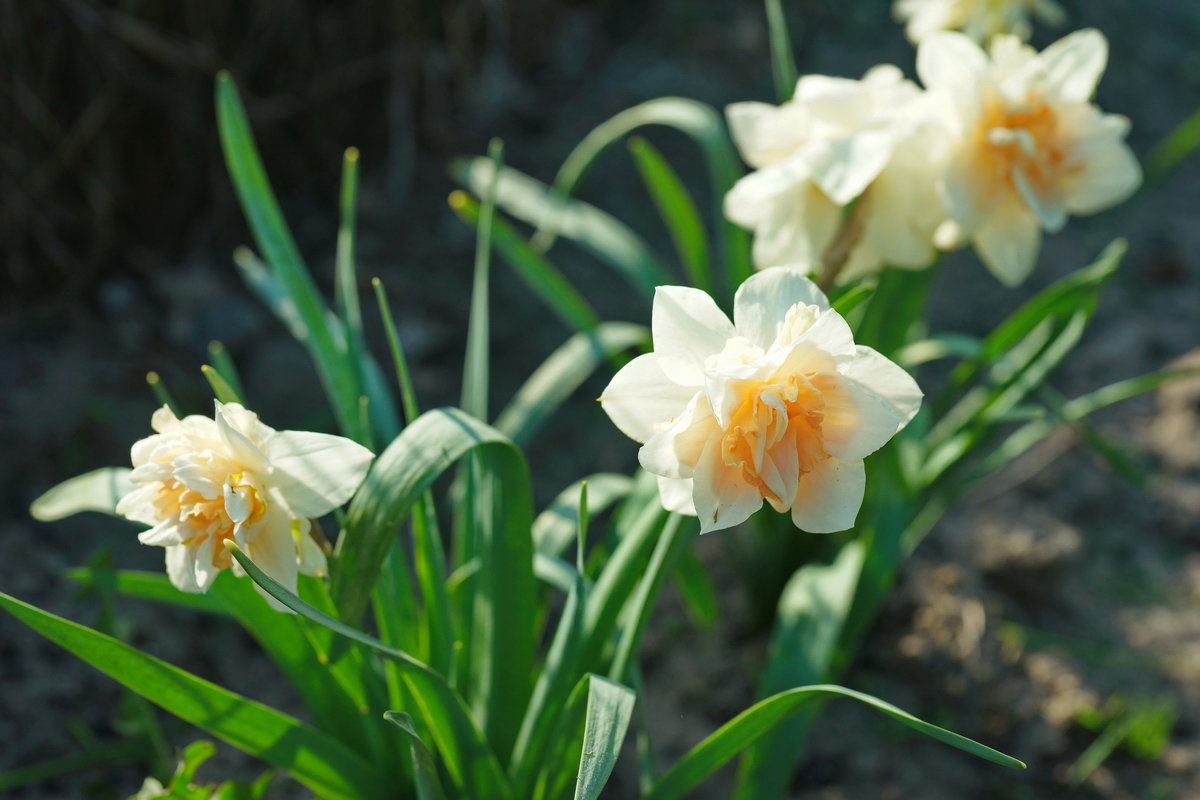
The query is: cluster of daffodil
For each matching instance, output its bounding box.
[7,2,1187,798]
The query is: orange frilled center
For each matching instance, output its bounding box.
[720,374,829,510]
[153,473,266,568]
[974,92,1064,192]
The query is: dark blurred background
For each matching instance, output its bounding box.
[3,1,1200,798]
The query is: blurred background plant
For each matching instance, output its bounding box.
[3,0,1200,798]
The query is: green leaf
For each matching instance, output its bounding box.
[30,467,133,521]
[463,139,504,422]
[207,341,247,405]
[534,474,633,557]
[0,591,387,800]
[450,158,671,300]
[384,712,450,800]
[228,546,512,800]
[573,676,637,800]
[763,0,798,103]
[673,545,718,628]
[201,364,243,405]
[495,323,648,446]
[628,136,712,293]
[1143,105,1200,191]
[645,684,1024,800]
[66,568,228,616]
[215,72,362,442]
[332,407,534,768]
[735,540,864,799]
[0,741,146,792]
[451,193,600,334]
[531,97,750,291]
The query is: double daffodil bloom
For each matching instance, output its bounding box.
[116,401,374,604]
[600,268,921,534]
[894,0,1066,44]
[724,66,945,283]
[919,29,1141,284]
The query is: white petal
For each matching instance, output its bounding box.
[1013,167,1068,232]
[267,431,375,519]
[839,346,923,425]
[1038,29,1107,103]
[192,536,221,593]
[974,199,1042,286]
[138,519,187,547]
[941,147,998,234]
[599,353,697,444]
[214,402,269,474]
[651,285,735,386]
[723,158,810,229]
[795,308,857,359]
[244,512,299,613]
[1063,138,1141,215]
[692,435,763,534]
[733,267,829,350]
[725,101,805,169]
[917,32,988,95]
[150,406,180,434]
[165,544,201,593]
[639,394,718,479]
[811,373,904,461]
[807,130,896,206]
[790,457,865,533]
[297,522,328,577]
[656,476,697,516]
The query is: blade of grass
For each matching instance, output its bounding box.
[207,341,247,404]
[384,712,450,800]
[573,675,637,800]
[763,0,798,103]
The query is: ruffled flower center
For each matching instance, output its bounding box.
[721,374,829,511]
[975,92,1062,189]
[156,471,267,569]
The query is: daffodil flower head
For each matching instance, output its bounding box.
[894,0,1066,44]
[920,29,1141,284]
[724,66,947,283]
[600,268,922,534]
[116,401,374,606]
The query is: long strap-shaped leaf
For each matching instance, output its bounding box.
[230,545,513,800]
[0,591,387,800]
[331,407,535,769]
[573,675,636,800]
[30,467,132,521]
[644,684,1025,800]
[215,73,364,443]
[494,322,648,447]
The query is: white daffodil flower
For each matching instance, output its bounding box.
[116,401,374,605]
[724,66,946,283]
[918,29,1141,285]
[894,0,1066,44]
[599,268,922,534]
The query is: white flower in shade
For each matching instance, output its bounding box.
[599,268,922,534]
[919,29,1141,285]
[895,0,1066,44]
[725,66,946,282]
[116,402,374,603]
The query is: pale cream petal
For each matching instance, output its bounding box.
[165,544,201,593]
[796,309,858,358]
[638,394,718,479]
[811,373,904,461]
[806,130,896,206]
[192,536,221,593]
[941,147,999,234]
[790,457,865,533]
[651,285,736,386]
[1012,167,1068,232]
[656,476,697,516]
[137,518,187,547]
[213,401,269,474]
[733,267,829,351]
[916,32,988,95]
[599,353,697,444]
[1038,29,1107,103]
[725,101,806,169]
[244,513,299,613]
[974,198,1042,286]
[838,346,923,425]
[1062,138,1142,215]
[692,435,763,534]
[267,431,375,519]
